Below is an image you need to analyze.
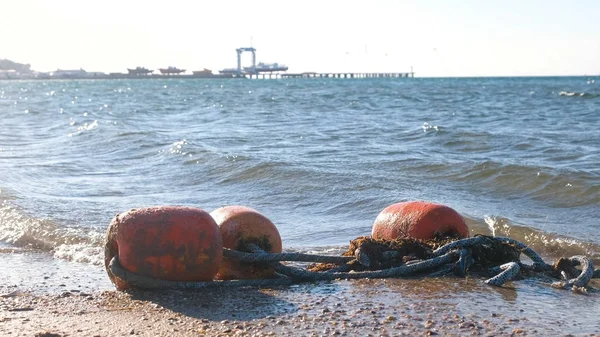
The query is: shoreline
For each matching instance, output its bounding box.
[2,277,599,336]
[0,74,246,81]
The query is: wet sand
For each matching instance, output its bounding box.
[2,277,599,336]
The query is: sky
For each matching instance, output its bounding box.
[2,0,599,77]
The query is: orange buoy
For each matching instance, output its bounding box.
[371,201,469,241]
[104,206,223,290]
[210,205,282,280]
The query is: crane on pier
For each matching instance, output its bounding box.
[236,47,256,75]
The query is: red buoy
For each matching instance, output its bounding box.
[371,201,469,241]
[210,205,282,280]
[104,206,223,290]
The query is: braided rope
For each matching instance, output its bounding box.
[455,248,472,277]
[551,255,595,290]
[109,256,294,289]
[109,251,455,289]
[223,248,354,264]
[489,237,552,271]
[354,247,372,267]
[274,251,457,281]
[433,236,489,256]
[427,264,454,277]
[325,264,353,273]
[433,236,552,271]
[485,262,521,286]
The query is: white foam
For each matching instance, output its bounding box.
[422,122,440,132]
[0,202,105,265]
[53,243,104,266]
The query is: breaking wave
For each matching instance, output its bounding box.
[558,91,598,98]
[0,200,104,265]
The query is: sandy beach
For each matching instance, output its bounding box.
[2,276,599,337]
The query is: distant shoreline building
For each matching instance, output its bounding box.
[52,68,87,78]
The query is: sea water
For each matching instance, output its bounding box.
[0,77,599,294]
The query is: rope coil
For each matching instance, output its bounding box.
[485,262,521,286]
[108,236,599,291]
[551,255,595,290]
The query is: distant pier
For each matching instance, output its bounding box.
[226,47,414,80]
[1,72,415,81]
[1,45,416,80]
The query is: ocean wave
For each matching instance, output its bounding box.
[0,201,104,265]
[558,91,598,98]
[434,161,599,208]
[482,215,600,262]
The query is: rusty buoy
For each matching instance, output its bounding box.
[104,206,223,290]
[371,201,469,241]
[210,205,282,280]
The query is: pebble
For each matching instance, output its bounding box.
[459,322,476,329]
